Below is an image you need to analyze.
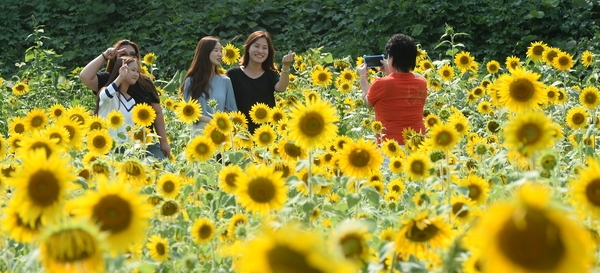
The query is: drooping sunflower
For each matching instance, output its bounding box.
[552,51,574,71]
[156,172,182,199]
[222,43,241,65]
[1,199,44,243]
[526,41,547,62]
[428,122,461,151]
[24,108,49,131]
[131,103,156,127]
[146,234,170,262]
[39,220,106,273]
[504,111,555,156]
[56,116,86,150]
[158,199,180,218]
[218,164,244,194]
[505,55,521,71]
[86,129,113,155]
[176,99,202,124]
[566,106,589,130]
[287,98,339,150]
[277,139,307,162]
[438,64,455,82]
[486,60,501,74]
[143,52,156,65]
[337,138,383,179]
[579,86,600,109]
[249,102,272,124]
[48,104,66,120]
[190,217,215,244]
[74,180,153,254]
[403,151,433,181]
[470,183,593,273]
[496,67,546,113]
[582,50,594,68]
[116,158,149,187]
[230,110,249,130]
[8,149,76,226]
[395,211,454,260]
[311,65,333,86]
[543,47,560,65]
[210,111,234,134]
[235,164,287,215]
[233,223,357,273]
[457,173,489,205]
[253,124,277,148]
[454,51,475,72]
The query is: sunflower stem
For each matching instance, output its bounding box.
[210,239,217,270]
[308,150,313,203]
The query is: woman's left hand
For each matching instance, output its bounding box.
[282,50,295,67]
[160,141,171,158]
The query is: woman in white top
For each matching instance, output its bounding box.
[180,36,238,137]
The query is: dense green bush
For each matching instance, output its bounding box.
[1,0,598,79]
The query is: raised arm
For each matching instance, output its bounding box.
[80,47,127,92]
[357,63,373,108]
[274,51,295,92]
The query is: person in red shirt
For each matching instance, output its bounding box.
[357,34,428,145]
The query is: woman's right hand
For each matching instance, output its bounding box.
[118,60,129,77]
[103,47,128,60]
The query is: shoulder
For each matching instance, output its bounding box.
[215,74,231,82]
[226,67,242,75]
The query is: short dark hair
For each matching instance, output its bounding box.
[385,34,417,72]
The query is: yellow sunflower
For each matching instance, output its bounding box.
[222,43,241,65]
[176,99,202,124]
[486,60,500,74]
[566,106,589,130]
[190,218,215,244]
[277,139,307,162]
[39,220,106,273]
[381,138,404,158]
[424,113,440,128]
[579,86,600,109]
[0,135,6,159]
[395,211,454,260]
[131,103,156,127]
[2,199,44,243]
[15,131,62,159]
[156,172,182,199]
[235,164,287,215]
[202,124,230,150]
[210,111,234,134]
[552,51,574,71]
[543,47,560,65]
[8,149,76,226]
[48,104,66,120]
[8,116,27,136]
[143,52,156,65]
[24,108,49,131]
[56,116,86,150]
[503,111,554,156]
[232,223,357,273]
[454,51,475,72]
[428,122,460,151]
[253,124,277,148]
[338,69,356,83]
[505,55,521,71]
[86,129,113,155]
[218,164,244,194]
[496,67,545,113]
[403,152,433,181]
[230,110,249,130]
[450,195,480,227]
[12,82,30,95]
[270,106,286,124]
[87,115,108,131]
[582,50,594,68]
[74,180,153,254]
[337,138,383,179]
[311,65,333,86]
[288,98,339,150]
[428,78,442,91]
[117,158,149,187]
[65,105,91,126]
[249,102,272,124]
[146,234,170,262]
[371,120,383,133]
[457,173,489,205]
[470,183,593,273]
[477,100,493,115]
[438,64,455,82]
[106,109,125,130]
[569,157,600,220]
[331,222,372,263]
[526,41,547,62]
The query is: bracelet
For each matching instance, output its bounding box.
[101,53,108,61]
[281,68,290,73]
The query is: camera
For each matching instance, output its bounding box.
[363,54,385,68]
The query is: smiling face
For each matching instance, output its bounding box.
[210,42,223,66]
[248,37,269,65]
[118,44,138,59]
[125,61,140,85]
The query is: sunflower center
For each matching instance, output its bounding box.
[410,160,425,175]
[110,116,121,125]
[49,133,64,144]
[452,202,469,218]
[300,112,325,137]
[162,181,175,193]
[124,162,143,176]
[53,109,63,117]
[533,46,544,56]
[392,184,401,192]
[15,123,25,134]
[199,225,212,239]
[195,143,209,154]
[156,242,166,255]
[284,143,302,158]
[497,207,565,271]
[259,132,272,143]
[393,161,402,169]
[16,85,24,91]
[183,105,195,116]
[216,118,228,129]
[459,56,469,65]
[487,121,500,133]
[585,179,600,206]
[518,123,542,145]
[64,126,76,140]
[31,116,44,128]
[255,108,268,120]
[435,131,453,146]
[27,170,60,207]
[318,72,328,82]
[225,50,235,58]
[509,78,535,102]
[93,194,132,233]
[427,118,437,127]
[267,245,322,273]
[467,185,481,201]
[340,235,364,258]
[475,144,488,155]
[572,113,585,125]
[406,221,439,242]
[225,173,237,187]
[93,135,107,149]
[585,93,597,104]
[138,110,150,120]
[45,228,96,262]
[247,178,276,203]
[349,149,370,168]
[161,200,179,216]
[558,56,569,66]
[30,142,53,157]
[443,70,451,77]
[274,164,291,178]
[489,64,498,72]
[71,114,85,125]
[210,130,226,145]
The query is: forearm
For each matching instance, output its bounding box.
[274,66,291,92]
[80,53,107,91]
[359,75,373,108]
[199,115,212,123]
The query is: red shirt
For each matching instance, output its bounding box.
[366,72,428,145]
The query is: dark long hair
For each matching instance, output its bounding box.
[105,40,141,74]
[179,37,222,100]
[239,31,277,72]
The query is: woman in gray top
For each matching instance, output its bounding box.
[180,36,238,136]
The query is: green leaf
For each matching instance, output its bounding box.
[228,151,244,165]
[24,51,35,62]
[106,3,115,13]
[361,186,380,206]
[346,193,360,209]
[411,24,425,37]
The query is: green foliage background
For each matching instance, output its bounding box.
[1,0,599,79]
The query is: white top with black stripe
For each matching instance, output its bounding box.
[98,82,136,142]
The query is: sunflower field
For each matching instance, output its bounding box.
[3,24,600,273]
